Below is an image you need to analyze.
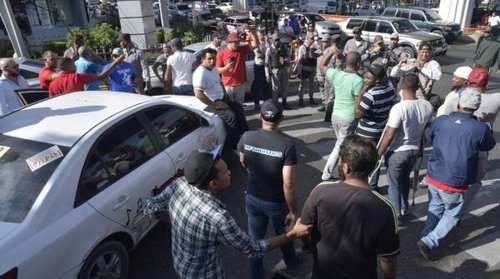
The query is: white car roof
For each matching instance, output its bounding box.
[0,92,152,147]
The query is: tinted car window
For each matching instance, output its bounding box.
[393,19,418,33]
[19,69,39,79]
[0,135,69,223]
[76,117,156,206]
[410,12,426,21]
[398,10,410,18]
[346,19,363,29]
[364,20,377,32]
[378,22,394,34]
[145,106,202,149]
[383,9,396,16]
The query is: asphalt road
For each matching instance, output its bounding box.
[128,41,500,279]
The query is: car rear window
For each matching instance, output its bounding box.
[0,135,69,223]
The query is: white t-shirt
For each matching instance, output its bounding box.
[489,15,500,27]
[387,99,433,152]
[0,74,29,116]
[192,66,224,101]
[166,51,196,87]
[475,93,500,126]
[279,26,294,43]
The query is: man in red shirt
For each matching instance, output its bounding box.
[216,31,258,104]
[39,51,60,89]
[49,56,123,97]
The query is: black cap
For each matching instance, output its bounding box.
[184,150,216,187]
[367,64,386,81]
[260,100,283,122]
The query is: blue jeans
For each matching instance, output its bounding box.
[421,184,465,249]
[172,85,193,95]
[386,150,418,215]
[245,194,296,279]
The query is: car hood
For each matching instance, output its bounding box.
[401,30,442,41]
[434,20,457,26]
[0,222,18,241]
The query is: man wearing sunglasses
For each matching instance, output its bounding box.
[143,148,311,279]
[0,58,29,116]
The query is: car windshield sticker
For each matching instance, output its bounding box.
[0,145,10,159]
[25,145,64,172]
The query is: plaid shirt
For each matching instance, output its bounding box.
[144,177,270,279]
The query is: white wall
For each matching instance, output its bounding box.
[438,0,474,29]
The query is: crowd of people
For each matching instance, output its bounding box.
[0,17,499,279]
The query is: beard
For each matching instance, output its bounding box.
[337,164,345,181]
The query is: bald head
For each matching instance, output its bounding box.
[0,58,20,78]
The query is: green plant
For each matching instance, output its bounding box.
[42,40,67,56]
[182,24,207,45]
[156,28,165,44]
[65,27,91,48]
[164,30,176,42]
[0,40,14,57]
[90,23,120,50]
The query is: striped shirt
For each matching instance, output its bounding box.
[356,83,396,139]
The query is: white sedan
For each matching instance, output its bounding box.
[0,92,225,279]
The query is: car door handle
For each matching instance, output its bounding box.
[113,194,130,211]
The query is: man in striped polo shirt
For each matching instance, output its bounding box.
[356,64,396,191]
[356,64,396,141]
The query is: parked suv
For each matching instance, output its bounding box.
[339,16,448,57]
[382,7,462,43]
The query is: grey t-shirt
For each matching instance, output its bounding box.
[476,93,500,126]
[387,99,434,152]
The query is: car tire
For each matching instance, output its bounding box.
[78,241,129,279]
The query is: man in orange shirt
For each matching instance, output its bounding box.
[49,56,123,97]
[39,51,60,89]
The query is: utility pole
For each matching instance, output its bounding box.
[0,0,30,58]
[159,0,170,29]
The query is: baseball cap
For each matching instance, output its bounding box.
[184,145,222,186]
[468,67,489,88]
[453,66,472,80]
[459,88,482,110]
[111,48,123,56]
[367,64,386,81]
[227,32,240,42]
[353,26,362,33]
[271,33,280,41]
[390,33,399,39]
[260,100,283,122]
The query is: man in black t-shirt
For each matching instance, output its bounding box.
[238,100,298,279]
[300,135,399,279]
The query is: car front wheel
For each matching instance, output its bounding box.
[78,241,129,279]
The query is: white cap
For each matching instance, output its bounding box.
[459,87,482,110]
[453,66,473,80]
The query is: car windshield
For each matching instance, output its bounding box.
[424,9,442,22]
[0,135,69,223]
[393,19,418,33]
[307,14,325,21]
[177,4,189,10]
